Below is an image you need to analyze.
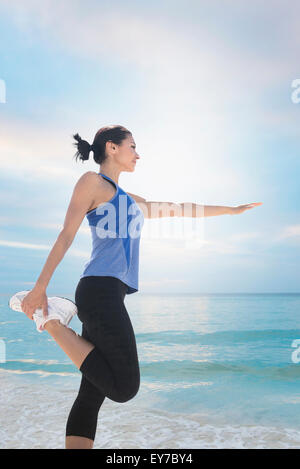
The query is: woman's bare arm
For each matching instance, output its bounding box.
[35,171,99,291]
[127,192,263,218]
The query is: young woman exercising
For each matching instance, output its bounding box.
[20,125,262,449]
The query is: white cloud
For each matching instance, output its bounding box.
[276,224,300,242]
[0,0,298,294]
[0,115,81,181]
[0,218,90,237]
[0,238,89,257]
[36,222,90,236]
[1,0,297,201]
[229,232,262,242]
[0,239,51,250]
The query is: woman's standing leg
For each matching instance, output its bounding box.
[65,326,105,449]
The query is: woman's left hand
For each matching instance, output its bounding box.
[21,286,49,320]
[229,202,263,215]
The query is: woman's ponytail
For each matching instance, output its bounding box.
[72,133,93,162]
[72,125,132,165]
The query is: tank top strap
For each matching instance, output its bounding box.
[98,172,118,189]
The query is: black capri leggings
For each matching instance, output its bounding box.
[65,276,140,441]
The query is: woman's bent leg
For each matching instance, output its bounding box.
[43,320,95,369]
[44,307,140,401]
[78,300,140,403]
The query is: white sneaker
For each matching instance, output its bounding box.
[9,290,78,333]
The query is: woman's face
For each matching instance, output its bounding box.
[115,135,140,172]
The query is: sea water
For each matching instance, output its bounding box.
[1,292,300,449]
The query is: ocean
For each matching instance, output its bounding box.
[1,292,300,449]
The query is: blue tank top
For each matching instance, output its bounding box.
[80,172,145,294]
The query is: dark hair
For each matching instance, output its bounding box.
[72,125,132,164]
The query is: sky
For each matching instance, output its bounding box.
[0,0,299,295]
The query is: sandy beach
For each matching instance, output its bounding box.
[1,370,300,449]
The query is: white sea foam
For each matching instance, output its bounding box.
[1,370,300,449]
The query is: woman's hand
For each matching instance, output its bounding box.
[229,202,263,215]
[21,286,49,320]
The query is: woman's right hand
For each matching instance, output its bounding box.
[21,286,49,320]
[229,202,263,215]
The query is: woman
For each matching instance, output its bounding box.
[20,125,262,449]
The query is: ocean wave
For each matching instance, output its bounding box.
[136,329,300,345]
[0,359,78,376]
[1,357,300,381]
[142,359,300,380]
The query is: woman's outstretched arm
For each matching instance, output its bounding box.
[127,192,263,218]
[179,202,263,217]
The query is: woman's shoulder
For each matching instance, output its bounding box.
[76,171,103,186]
[79,170,100,180]
[76,170,115,198]
[73,171,104,194]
